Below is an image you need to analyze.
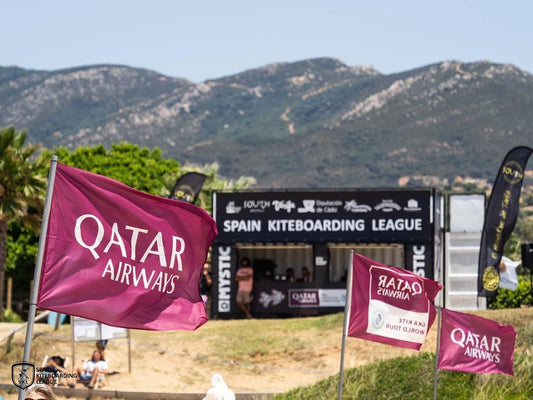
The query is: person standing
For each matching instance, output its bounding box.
[200,262,213,316]
[235,257,254,319]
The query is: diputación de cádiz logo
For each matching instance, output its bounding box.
[501,160,524,185]
[12,361,35,389]
[482,265,500,292]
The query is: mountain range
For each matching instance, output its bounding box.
[1,58,532,189]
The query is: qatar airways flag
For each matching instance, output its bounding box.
[348,253,442,350]
[37,163,218,331]
[438,308,515,376]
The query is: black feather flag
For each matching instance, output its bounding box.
[478,146,532,296]
[169,172,206,204]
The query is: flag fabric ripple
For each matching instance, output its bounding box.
[37,163,217,331]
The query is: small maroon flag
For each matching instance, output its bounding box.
[438,308,515,376]
[348,253,442,350]
[37,162,217,331]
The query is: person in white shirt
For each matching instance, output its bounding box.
[72,349,109,389]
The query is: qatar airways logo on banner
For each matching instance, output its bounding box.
[289,290,319,307]
[74,214,185,294]
[370,266,427,313]
[438,308,516,376]
[450,327,502,363]
[366,265,431,344]
[375,273,423,301]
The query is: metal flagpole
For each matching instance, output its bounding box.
[337,250,354,400]
[17,156,58,400]
[432,306,442,400]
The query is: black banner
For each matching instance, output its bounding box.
[478,146,533,296]
[213,189,435,243]
[169,172,206,203]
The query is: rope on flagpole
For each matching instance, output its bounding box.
[17,156,58,400]
[338,250,354,400]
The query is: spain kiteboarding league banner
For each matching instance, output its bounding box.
[478,146,532,296]
[37,162,217,331]
[437,308,516,376]
[169,172,207,203]
[347,253,442,350]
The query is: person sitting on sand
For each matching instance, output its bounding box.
[71,349,108,389]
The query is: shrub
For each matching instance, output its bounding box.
[488,274,533,309]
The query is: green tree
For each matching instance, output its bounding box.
[4,143,255,307]
[0,127,46,319]
[42,143,256,213]
[42,143,182,194]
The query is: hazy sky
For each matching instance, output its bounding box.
[2,1,532,83]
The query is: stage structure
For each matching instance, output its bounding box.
[211,189,443,318]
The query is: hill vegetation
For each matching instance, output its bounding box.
[1,59,533,188]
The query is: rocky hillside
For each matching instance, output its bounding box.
[1,58,532,188]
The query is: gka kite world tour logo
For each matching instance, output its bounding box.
[12,362,35,389]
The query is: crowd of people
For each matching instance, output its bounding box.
[283,266,313,282]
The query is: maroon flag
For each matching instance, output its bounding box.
[348,253,442,350]
[37,163,217,331]
[438,308,515,376]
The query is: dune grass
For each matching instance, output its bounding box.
[271,352,532,400]
[0,308,531,399]
[270,307,533,400]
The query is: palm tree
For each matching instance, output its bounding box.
[0,127,46,320]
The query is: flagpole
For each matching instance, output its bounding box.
[432,306,442,400]
[17,156,58,400]
[338,250,354,400]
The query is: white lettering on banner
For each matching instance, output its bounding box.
[451,328,502,363]
[272,200,296,212]
[367,265,430,344]
[74,214,186,270]
[217,247,232,312]
[223,220,261,232]
[291,292,318,304]
[376,274,423,301]
[74,214,185,294]
[243,200,270,210]
[372,218,422,231]
[412,245,426,277]
[267,219,365,232]
[101,259,179,294]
